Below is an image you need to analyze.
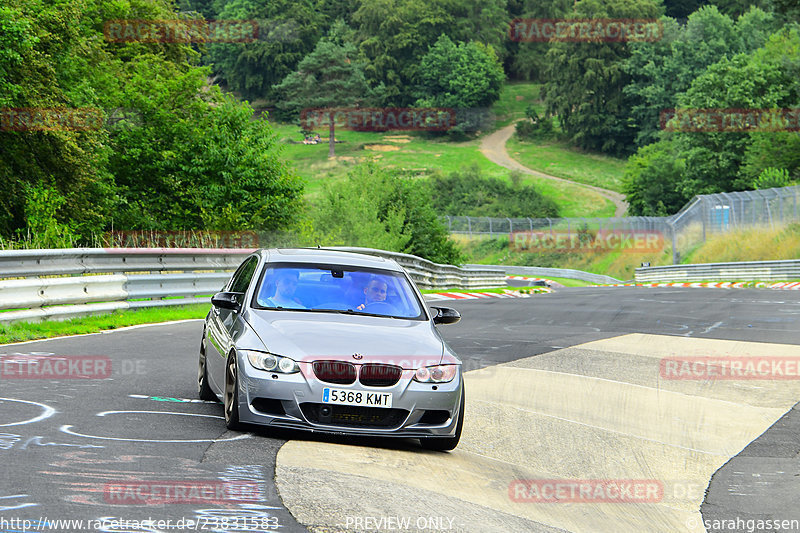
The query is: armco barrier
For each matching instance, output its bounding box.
[332,247,506,290]
[635,259,800,282]
[0,247,507,323]
[466,264,622,285]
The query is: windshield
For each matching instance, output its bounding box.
[253,264,426,320]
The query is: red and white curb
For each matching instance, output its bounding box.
[424,289,547,302]
[594,281,800,290]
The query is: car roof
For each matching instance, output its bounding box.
[259,248,404,272]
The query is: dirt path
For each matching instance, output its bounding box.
[480,123,628,217]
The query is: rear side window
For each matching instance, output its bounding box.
[229,257,258,294]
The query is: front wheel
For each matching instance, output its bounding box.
[420,385,464,451]
[223,353,242,430]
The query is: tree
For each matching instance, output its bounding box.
[675,28,800,193]
[708,0,771,18]
[416,36,505,109]
[312,163,464,264]
[273,36,374,157]
[509,0,573,81]
[623,140,688,215]
[352,0,455,106]
[541,0,664,155]
[1,0,304,240]
[414,36,505,135]
[207,0,326,102]
[623,6,776,149]
[623,28,800,212]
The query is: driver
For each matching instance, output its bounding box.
[356,277,387,311]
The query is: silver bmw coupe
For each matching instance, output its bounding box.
[199,248,464,450]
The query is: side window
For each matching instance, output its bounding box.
[229,257,258,294]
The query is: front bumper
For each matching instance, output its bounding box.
[237,357,463,438]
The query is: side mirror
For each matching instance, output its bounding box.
[211,291,242,311]
[431,306,461,325]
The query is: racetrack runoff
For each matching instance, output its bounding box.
[2,287,799,533]
[277,333,800,532]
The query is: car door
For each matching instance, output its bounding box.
[207,255,259,391]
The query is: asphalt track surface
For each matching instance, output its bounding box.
[1,287,799,533]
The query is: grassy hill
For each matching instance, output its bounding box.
[272,82,619,218]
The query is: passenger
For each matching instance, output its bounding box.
[263,270,305,309]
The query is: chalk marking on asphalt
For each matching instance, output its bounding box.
[0,398,57,427]
[59,411,251,443]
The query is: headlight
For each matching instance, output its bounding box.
[245,350,299,374]
[413,364,458,383]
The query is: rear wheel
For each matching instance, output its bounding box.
[224,353,242,430]
[419,385,464,451]
[198,336,217,401]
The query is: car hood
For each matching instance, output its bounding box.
[244,310,446,368]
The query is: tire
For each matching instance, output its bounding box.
[223,352,242,430]
[420,385,464,451]
[198,336,217,401]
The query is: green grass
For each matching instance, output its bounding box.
[421,286,518,294]
[0,304,210,345]
[506,137,627,193]
[490,82,543,129]
[274,122,615,218]
[274,123,508,198]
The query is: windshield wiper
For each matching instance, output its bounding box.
[310,308,404,319]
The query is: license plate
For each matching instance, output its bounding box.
[322,388,393,408]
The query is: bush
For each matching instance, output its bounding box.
[310,163,464,264]
[429,164,559,218]
[515,105,556,140]
[753,167,794,189]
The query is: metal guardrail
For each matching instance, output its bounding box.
[635,259,800,282]
[331,247,506,290]
[0,247,507,323]
[0,247,248,278]
[466,264,621,285]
